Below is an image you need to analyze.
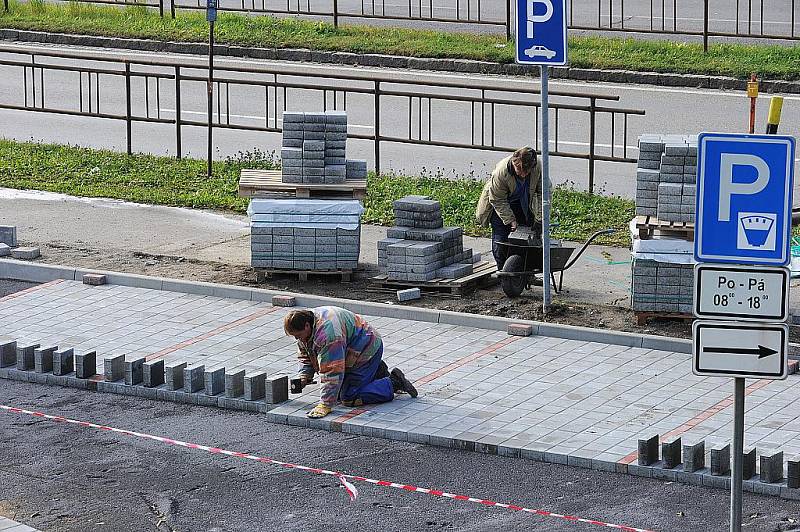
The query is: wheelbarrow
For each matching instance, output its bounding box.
[495,228,615,298]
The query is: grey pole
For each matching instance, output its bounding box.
[731,377,745,532]
[540,65,552,313]
[207,19,215,179]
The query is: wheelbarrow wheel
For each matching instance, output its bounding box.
[501,254,527,298]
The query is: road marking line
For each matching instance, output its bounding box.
[144,306,282,361]
[0,279,64,303]
[0,403,655,532]
[617,378,773,464]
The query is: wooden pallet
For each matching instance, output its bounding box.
[255,268,355,283]
[239,169,367,200]
[634,215,694,240]
[634,311,694,326]
[371,261,498,295]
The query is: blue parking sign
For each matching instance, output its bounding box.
[695,132,796,266]
[515,0,567,65]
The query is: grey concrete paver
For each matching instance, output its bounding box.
[3,280,800,482]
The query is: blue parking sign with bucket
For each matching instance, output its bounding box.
[695,132,796,266]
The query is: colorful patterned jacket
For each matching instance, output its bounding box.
[296,306,383,406]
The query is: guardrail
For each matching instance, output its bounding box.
[0,46,645,192]
[3,0,797,49]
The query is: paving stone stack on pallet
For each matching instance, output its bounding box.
[248,198,362,271]
[631,259,693,313]
[635,134,698,221]
[377,196,474,281]
[657,183,696,223]
[280,111,367,184]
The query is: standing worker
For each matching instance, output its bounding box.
[475,146,546,269]
[284,306,418,419]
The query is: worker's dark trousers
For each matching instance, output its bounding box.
[339,346,394,404]
[489,202,528,269]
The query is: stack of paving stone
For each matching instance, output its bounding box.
[657,183,696,222]
[377,196,474,281]
[280,111,367,184]
[635,134,698,219]
[248,198,362,271]
[631,259,693,313]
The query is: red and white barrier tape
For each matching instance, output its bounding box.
[0,404,654,532]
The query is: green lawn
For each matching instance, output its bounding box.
[2,1,800,79]
[0,139,634,246]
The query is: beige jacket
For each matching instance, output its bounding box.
[475,155,543,227]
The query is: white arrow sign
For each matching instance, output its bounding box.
[693,320,788,380]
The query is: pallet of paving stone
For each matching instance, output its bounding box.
[239,169,367,200]
[634,215,695,241]
[255,267,355,283]
[634,311,694,326]
[371,261,497,295]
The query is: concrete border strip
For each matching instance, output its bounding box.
[0,259,692,353]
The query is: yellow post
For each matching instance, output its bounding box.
[766,96,784,134]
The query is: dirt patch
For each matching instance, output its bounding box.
[24,242,704,340]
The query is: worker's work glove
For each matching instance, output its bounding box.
[307,403,332,419]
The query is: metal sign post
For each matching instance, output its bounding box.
[693,131,795,532]
[540,65,551,311]
[206,0,217,179]
[514,0,567,314]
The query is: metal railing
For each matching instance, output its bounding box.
[568,0,800,50]
[0,46,645,191]
[3,0,797,48]
[169,0,511,39]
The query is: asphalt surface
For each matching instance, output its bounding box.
[0,280,36,298]
[3,379,800,532]
[4,42,799,197]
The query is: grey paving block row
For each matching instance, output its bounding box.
[711,445,731,476]
[166,362,187,391]
[392,195,441,212]
[104,354,125,382]
[225,370,246,398]
[53,348,74,376]
[125,357,144,385]
[14,343,39,371]
[34,346,57,374]
[205,368,225,396]
[144,360,165,388]
[0,225,17,247]
[266,375,289,404]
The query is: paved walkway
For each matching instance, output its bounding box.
[0,188,634,305]
[1,280,799,478]
[0,516,39,532]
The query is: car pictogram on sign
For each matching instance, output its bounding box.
[524,45,557,59]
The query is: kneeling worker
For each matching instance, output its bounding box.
[284,306,418,419]
[475,146,546,269]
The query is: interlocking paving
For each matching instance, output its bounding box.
[2,280,800,470]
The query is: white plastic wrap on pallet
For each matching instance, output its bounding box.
[248,199,364,229]
[629,219,695,264]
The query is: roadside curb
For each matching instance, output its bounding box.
[0,258,692,353]
[3,29,800,94]
[2,366,799,502]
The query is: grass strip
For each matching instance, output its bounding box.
[0,139,634,246]
[1,1,800,79]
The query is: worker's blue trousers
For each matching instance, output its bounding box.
[339,346,394,404]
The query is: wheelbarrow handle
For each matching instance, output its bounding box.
[561,228,616,271]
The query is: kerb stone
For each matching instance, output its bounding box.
[225,370,246,398]
[143,360,165,388]
[75,351,97,379]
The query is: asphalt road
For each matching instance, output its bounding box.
[1,42,799,198]
[3,379,800,532]
[28,0,799,40]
